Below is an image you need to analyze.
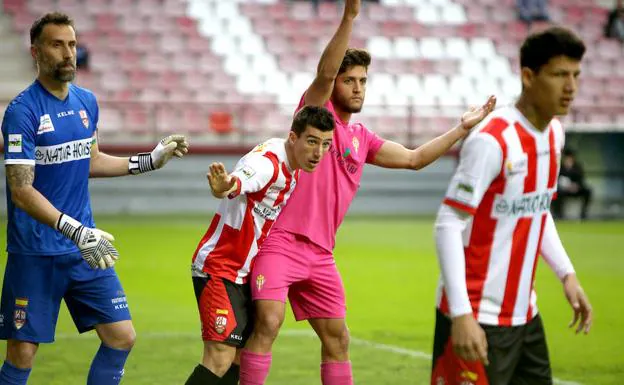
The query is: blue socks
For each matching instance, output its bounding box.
[0,360,31,385]
[87,344,130,385]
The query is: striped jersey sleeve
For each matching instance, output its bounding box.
[443,127,504,215]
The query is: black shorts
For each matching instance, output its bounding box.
[431,309,552,385]
[192,274,253,348]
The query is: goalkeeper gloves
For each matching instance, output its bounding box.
[129,134,189,175]
[57,214,118,269]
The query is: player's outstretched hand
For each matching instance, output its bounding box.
[151,134,190,169]
[57,214,118,270]
[460,95,497,133]
[344,0,361,19]
[207,162,236,198]
[451,314,489,365]
[563,274,593,334]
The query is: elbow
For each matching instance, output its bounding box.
[10,188,31,210]
[315,71,337,85]
[408,152,424,170]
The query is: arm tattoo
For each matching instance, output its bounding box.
[6,165,35,189]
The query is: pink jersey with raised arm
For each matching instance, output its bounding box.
[272,96,385,252]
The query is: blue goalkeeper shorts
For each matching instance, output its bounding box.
[0,252,132,343]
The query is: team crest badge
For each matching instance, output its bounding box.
[352,137,359,153]
[14,298,28,330]
[79,110,89,129]
[14,309,26,330]
[215,315,227,334]
[256,274,265,291]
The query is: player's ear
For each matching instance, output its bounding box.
[30,44,38,61]
[520,67,534,90]
[288,130,298,144]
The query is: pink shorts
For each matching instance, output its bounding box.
[251,229,346,321]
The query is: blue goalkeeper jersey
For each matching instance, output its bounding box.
[3,80,98,256]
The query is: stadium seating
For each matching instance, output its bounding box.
[1,0,622,143]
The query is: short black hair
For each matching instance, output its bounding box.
[338,48,371,75]
[291,106,335,136]
[30,12,74,45]
[520,26,586,73]
[562,147,576,157]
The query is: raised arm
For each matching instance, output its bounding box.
[208,154,277,200]
[372,96,496,169]
[304,0,360,107]
[90,134,189,177]
[207,162,238,199]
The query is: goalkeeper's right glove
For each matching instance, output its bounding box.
[56,214,119,269]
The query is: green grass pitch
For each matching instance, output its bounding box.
[1,217,623,384]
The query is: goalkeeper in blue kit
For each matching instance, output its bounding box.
[0,13,188,385]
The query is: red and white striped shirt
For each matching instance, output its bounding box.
[192,138,300,284]
[438,107,565,326]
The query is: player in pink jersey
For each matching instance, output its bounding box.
[432,27,593,385]
[239,1,496,384]
[183,106,335,385]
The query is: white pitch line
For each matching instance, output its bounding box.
[53,329,582,385]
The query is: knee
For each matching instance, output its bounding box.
[203,343,235,376]
[107,327,136,351]
[255,312,283,341]
[6,341,38,369]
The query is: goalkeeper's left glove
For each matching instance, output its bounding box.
[129,134,189,175]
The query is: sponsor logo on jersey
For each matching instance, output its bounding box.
[230,334,243,341]
[216,309,229,315]
[34,138,92,165]
[7,134,22,153]
[252,143,267,153]
[452,175,478,204]
[111,296,128,310]
[505,156,528,176]
[215,315,227,334]
[493,191,554,218]
[79,110,89,128]
[256,274,265,291]
[240,165,256,179]
[14,309,26,330]
[253,204,280,221]
[329,144,359,175]
[352,137,359,153]
[37,114,55,135]
[57,110,75,118]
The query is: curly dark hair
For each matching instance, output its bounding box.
[338,48,371,74]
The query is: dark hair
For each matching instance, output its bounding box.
[291,106,335,136]
[30,12,74,45]
[520,27,585,73]
[338,48,371,75]
[562,147,576,157]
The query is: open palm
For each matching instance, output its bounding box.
[460,95,497,132]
